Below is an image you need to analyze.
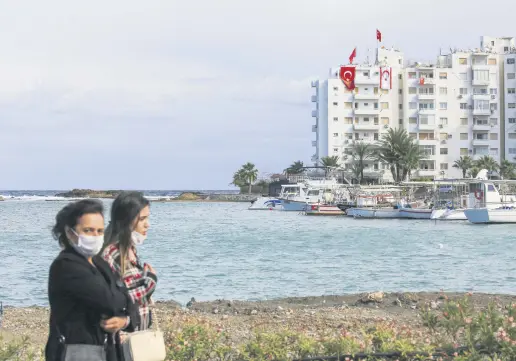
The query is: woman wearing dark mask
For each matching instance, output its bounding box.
[45,199,140,361]
[102,191,157,331]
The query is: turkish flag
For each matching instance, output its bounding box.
[349,48,356,64]
[419,77,425,85]
[376,29,382,42]
[339,66,356,90]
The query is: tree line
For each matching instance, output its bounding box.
[231,128,516,192]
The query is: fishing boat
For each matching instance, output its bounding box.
[464,206,516,224]
[248,196,282,210]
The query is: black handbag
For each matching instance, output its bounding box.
[54,320,108,361]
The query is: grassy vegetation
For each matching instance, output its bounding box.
[3,294,516,360]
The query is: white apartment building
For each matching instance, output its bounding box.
[311,48,404,181]
[311,35,516,181]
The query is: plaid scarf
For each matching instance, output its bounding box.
[102,244,157,330]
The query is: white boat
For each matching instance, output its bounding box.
[304,203,345,216]
[465,207,516,224]
[248,197,282,210]
[430,208,467,220]
[347,207,401,218]
[399,208,433,219]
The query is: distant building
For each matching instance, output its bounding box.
[311,35,516,181]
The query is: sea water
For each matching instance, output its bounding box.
[0,193,515,307]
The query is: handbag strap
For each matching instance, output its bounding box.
[146,303,160,332]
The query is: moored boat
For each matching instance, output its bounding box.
[465,207,516,224]
[248,197,282,210]
[304,204,345,216]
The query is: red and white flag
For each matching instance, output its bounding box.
[419,76,425,85]
[349,47,356,64]
[339,66,356,90]
[376,29,382,42]
[380,67,392,90]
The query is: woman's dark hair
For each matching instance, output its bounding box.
[52,199,104,249]
[104,191,150,274]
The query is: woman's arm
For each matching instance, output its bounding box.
[51,258,128,315]
[125,270,158,305]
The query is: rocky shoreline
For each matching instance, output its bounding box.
[51,189,257,202]
[2,291,515,349]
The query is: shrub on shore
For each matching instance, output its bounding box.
[4,294,516,360]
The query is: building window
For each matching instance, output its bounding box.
[440,102,448,110]
[509,133,516,139]
[460,88,468,95]
[409,102,417,109]
[440,148,448,155]
[374,117,379,125]
[333,117,338,121]
[459,72,468,80]
[409,87,417,94]
[398,104,402,110]
[488,58,497,65]
[381,102,389,109]
[474,70,490,81]
[508,73,516,80]
[409,133,417,139]
[460,118,468,125]
[508,58,516,65]
[440,132,448,140]
[381,117,390,125]
[344,102,352,109]
[419,145,436,156]
[408,72,417,79]
[460,148,469,156]
[439,87,448,95]
[509,88,516,94]
[419,132,435,140]
[333,102,338,106]
[509,148,516,155]
[398,89,402,94]
[490,88,498,95]
[440,163,448,170]
[345,117,353,124]
[439,72,448,79]
[374,103,379,109]
[473,88,488,95]
[460,103,468,110]
[333,148,339,153]
[363,117,370,122]
[509,103,516,109]
[333,86,339,91]
[460,133,468,140]
[333,133,338,137]
[459,58,467,65]
[509,118,516,124]
[490,118,498,125]
[363,71,370,77]
[409,117,417,124]
[491,103,498,111]
[440,117,448,125]
[490,148,498,156]
[490,133,498,141]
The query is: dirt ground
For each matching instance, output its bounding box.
[2,292,515,347]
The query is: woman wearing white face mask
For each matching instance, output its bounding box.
[102,191,157,331]
[46,199,140,361]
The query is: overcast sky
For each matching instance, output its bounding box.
[1,0,515,190]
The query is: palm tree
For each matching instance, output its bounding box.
[231,162,258,194]
[350,141,374,184]
[499,159,516,179]
[376,128,422,183]
[285,161,304,175]
[452,156,473,178]
[475,155,499,175]
[467,166,481,179]
[349,161,362,184]
[320,155,340,168]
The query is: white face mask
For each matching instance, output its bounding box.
[131,231,147,246]
[70,229,104,257]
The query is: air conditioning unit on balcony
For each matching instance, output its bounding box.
[491,95,496,99]
[383,124,389,129]
[439,124,443,128]
[458,94,463,99]
[441,140,447,144]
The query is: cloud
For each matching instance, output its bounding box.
[0,0,515,189]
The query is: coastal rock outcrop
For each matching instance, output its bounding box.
[0,196,4,201]
[55,189,122,198]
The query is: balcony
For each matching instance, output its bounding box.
[311,110,318,117]
[354,76,380,85]
[472,124,491,131]
[419,78,435,84]
[473,94,490,101]
[472,78,490,86]
[312,125,317,132]
[418,93,435,100]
[472,64,491,71]
[418,138,438,145]
[418,169,437,177]
[353,123,381,130]
[354,93,380,100]
[418,108,436,114]
[418,123,436,130]
[472,108,491,116]
[354,108,380,115]
[472,153,489,161]
[472,138,490,146]
[312,141,317,147]
[311,95,317,102]
[355,137,378,144]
